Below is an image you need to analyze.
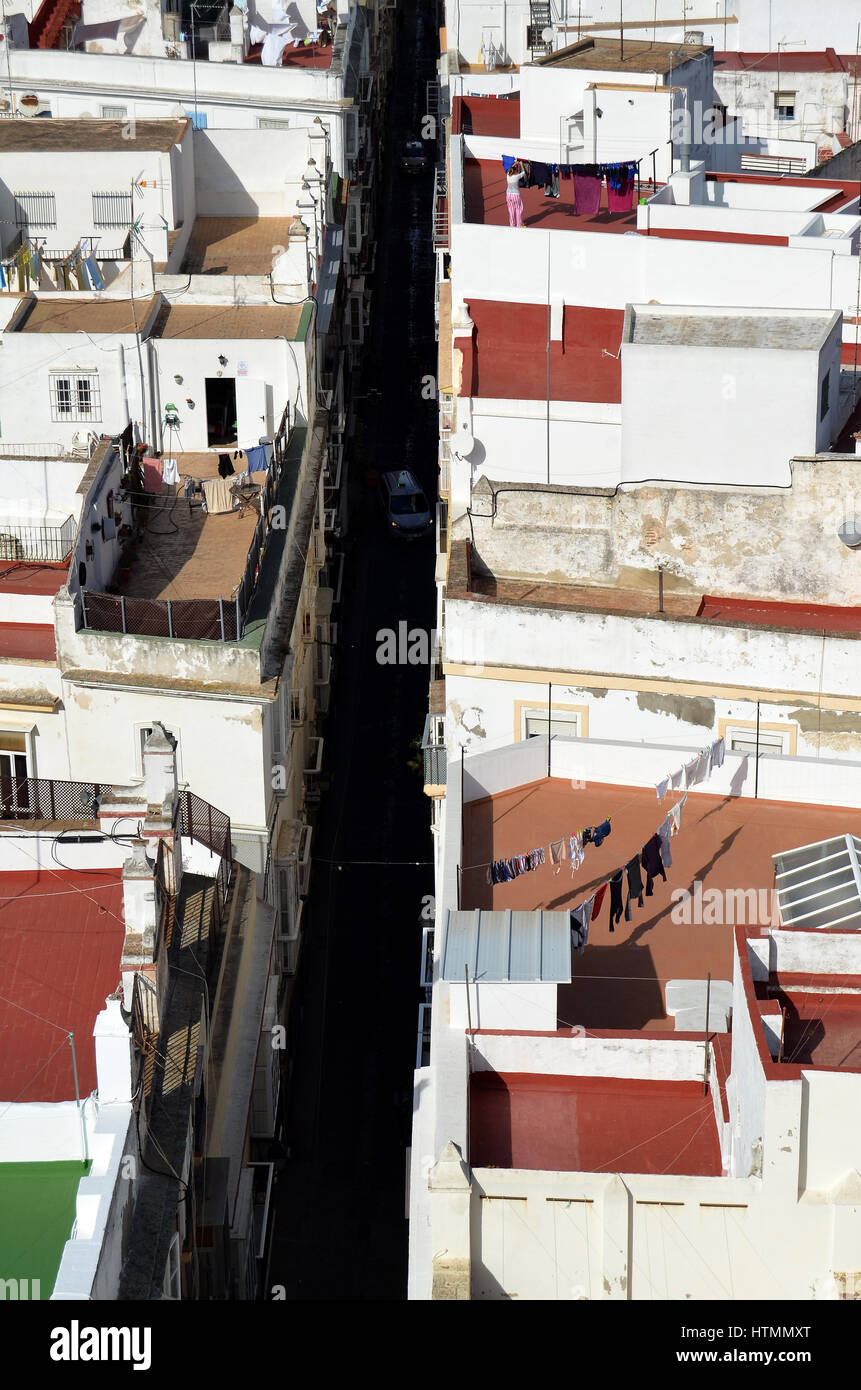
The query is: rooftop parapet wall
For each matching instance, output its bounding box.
[455,461,861,605]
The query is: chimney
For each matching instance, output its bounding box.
[143,722,177,813]
[121,839,156,982]
[272,217,311,299]
[93,994,133,1104]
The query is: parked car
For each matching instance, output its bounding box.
[401,139,430,172]
[380,469,434,538]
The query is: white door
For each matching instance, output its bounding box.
[235,376,269,446]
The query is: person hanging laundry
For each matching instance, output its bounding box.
[657,815,673,870]
[625,853,645,919]
[591,818,612,848]
[608,869,625,932]
[641,834,667,896]
[549,838,567,874]
[710,737,725,769]
[501,153,517,172]
[655,774,669,800]
[505,160,525,227]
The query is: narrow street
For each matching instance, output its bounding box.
[268,0,439,1299]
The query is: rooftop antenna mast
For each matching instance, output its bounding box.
[620,0,624,61]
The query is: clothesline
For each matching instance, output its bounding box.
[502,155,640,214]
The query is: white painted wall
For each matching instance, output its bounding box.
[0,455,90,525]
[192,127,317,217]
[469,404,621,488]
[473,1031,708,1080]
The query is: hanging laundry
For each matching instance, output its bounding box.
[670,766,684,791]
[625,853,645,919]
[668,799,684,836]
[85,257,104,291]
[217,452,235,478]
[592,882,608,919]
[568,830,584,876]
[142,456,163,493]
[656,775,669,800]
[684,755,700,789]
[162,457,180,486]
[609,870,625,932]
[710,736,725,769]
[501,153,516,172]
[245,444,268,474]
[641,834,667,896]
[657,815,673,870]
[573,171,602,216]
[591,818,612,848]
[570,896,594,955]
[605,161,637,212]
[549,838,567,874]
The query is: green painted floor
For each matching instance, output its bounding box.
[0,1161,90,1299]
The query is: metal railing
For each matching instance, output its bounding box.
[0,776,102,821]
[0,514,75,563]
[0,443,65,459]
[421,713,447,789]
[433,164,449,250]
[174,788,233,912]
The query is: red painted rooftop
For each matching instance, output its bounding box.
[714,49,861,75]
[452,94,521,139]
[768,991,861,1069]
[0,869,124,1103]
[462,779,861,1031]
[463,298,623,401]
[0,623,56,661]
[698,595,861,634]
[470,1071,722,1175]
[244,39,333,68]
[0,563,67,597]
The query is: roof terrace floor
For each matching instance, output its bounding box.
[465,157,641,232]
[125,451,266,602]
[180,217,291,276]
[462,778,861,1030]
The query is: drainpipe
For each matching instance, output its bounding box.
[147,338,161,450]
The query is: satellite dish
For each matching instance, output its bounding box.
[838,516,861,548]
[541,26,555,43]
[453,431,475,459]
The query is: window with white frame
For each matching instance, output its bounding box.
[92,191,133,228]
[258,117,291,129]
[14,191,56,228]
[724,723,792,756]
[49,372,101,423]
[774,90,796,121]
[523,707,582,740]
[0,730,30,810]
[100,104,127,119]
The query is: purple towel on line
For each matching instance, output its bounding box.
[573,173,602,216]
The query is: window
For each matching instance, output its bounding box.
[49,373,101,423]
[0,731,30,811]
[820,373,830,420]
[258,117,291,129]
[184,110,208,130]
[163,1234,181,1300]
[92,191,132,228]
[774,91,796,121]
[100,104,127,119]
[346,199,361,254]
[14,191,56,228]
[720,719,796,757]
[523,707,583,740]
[345,110,359,158]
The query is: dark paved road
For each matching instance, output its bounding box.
[268,0,439,1300]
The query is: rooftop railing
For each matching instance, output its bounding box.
[0,775,102,821]
[0,514,75,563]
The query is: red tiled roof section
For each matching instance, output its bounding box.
[465,298,624,402]
[699,595,861,633]
[0,624,56,661]
[0,870,124,1103]
[0,564,67,597]
[714,49,853,74]
[452,95,521,139]
[470,1072,722,1175]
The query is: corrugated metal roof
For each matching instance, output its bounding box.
[442,909,571,982]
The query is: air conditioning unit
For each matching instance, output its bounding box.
[684,30,704,44]
[17,97,52,118]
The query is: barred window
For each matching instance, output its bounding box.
[92,191,132,228]
[100,105,127,118]
[258,117,291,129]
[14,191,56,228]
[49,372,101,423]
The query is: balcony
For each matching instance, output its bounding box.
[421,713,446,795]
[432,165,449,251]
[0,514,75,564]
[0,775,102,822]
